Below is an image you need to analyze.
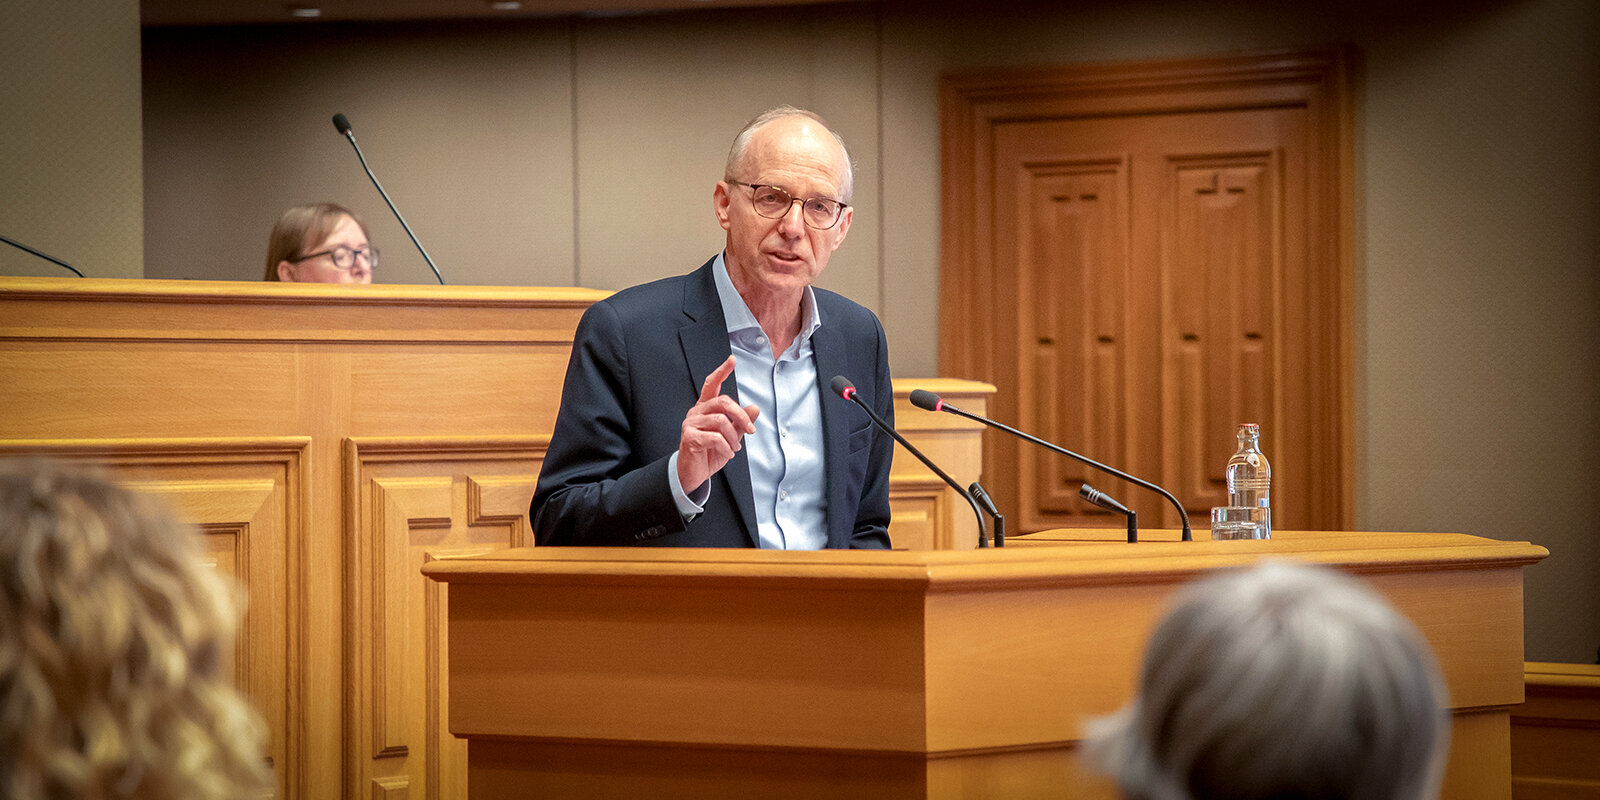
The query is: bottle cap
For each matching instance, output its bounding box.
[1239,422,1259,429]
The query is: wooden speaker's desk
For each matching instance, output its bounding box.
[424,531,1546,799]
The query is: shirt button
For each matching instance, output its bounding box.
[755,335,767,345]
[779,489,789,501]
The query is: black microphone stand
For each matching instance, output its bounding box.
[333,114,446,285]
[835,379,996,547]
[918,393,1193,542]
[2,234,85,277]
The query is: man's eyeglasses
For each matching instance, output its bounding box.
[726,180,849,231]
[292,245,379,270]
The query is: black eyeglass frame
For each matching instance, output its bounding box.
[725,179,850,231]
[291,245,379,270]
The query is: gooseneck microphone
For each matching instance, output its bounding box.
[909,389,1193,542]
[968,481,1005,547]
[833,376,998,548]
[1080,483,1137,543]
[331,113,445,285]
[1,235,86,277]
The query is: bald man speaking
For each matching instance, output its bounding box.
[530,107,893,549]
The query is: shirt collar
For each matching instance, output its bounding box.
[712,252,822,348]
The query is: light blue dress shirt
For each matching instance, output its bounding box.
[667,253,828,550]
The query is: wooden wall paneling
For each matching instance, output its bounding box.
[941,49,1354,534]
[1017,157,1130,531]
[1511,662,1600,797]
[0,437,310,798]
[344,436,546,800]
[1164,152,1280,517]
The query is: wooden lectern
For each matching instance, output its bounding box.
[424,531,1546,799]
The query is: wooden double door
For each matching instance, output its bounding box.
[941,49,1353,533]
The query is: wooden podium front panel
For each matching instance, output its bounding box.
[444,576,930,750]
[426,533,1545,799]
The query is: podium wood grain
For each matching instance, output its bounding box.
[426,531,1545,799]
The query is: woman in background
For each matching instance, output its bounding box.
[1083,561,1451,800]
[265,201,377,283]
[0,458,274,800]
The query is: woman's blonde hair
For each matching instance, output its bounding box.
[0,457,274,799]
[264,201,368,281]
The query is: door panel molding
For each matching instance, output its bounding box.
[941,48,1353,532]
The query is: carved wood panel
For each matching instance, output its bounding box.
[942,50,1352,533]
[1166,155,1280,516]
[888,474,949,551]
[344,437,546,800]
[0,438,308,799]
[1018,159,1130,529]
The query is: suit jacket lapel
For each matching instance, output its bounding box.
[679,260,758,547]
[810,321,854,549]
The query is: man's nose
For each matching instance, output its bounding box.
[776,199,806,236]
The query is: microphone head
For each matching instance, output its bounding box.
[332,113,352,135]
[1079,482,1131,514]
[909,389,944,412]
[830,375,855,400]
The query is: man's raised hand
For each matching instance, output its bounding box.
[677,355,760,493]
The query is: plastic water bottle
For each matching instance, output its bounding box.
[1225,423,1271,538]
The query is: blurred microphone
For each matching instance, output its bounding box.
[832,376,998,547]
[1,235,85,277]
[331,112,445,285]
[909,388,1192,542]
[1080,483,1137,543]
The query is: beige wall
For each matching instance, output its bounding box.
[55,0,1600,663]
[0,0,143,279]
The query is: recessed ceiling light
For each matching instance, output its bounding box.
[288,6,322,17]
[489,0,522,9]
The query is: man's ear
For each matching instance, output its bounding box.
[276,261,296,282]
[829,206,853,252]
[714,181,733,232]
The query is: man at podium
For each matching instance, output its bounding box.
[531,107,894,550]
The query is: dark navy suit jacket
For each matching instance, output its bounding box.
[530,258,894,548]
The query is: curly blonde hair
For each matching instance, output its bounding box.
[0,457,274,799]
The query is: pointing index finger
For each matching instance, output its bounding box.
[700,355,737,403]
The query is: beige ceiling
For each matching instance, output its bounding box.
[142,0,846,27]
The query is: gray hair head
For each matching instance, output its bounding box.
[724,106,855,202]
[1084,561,1450,800]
